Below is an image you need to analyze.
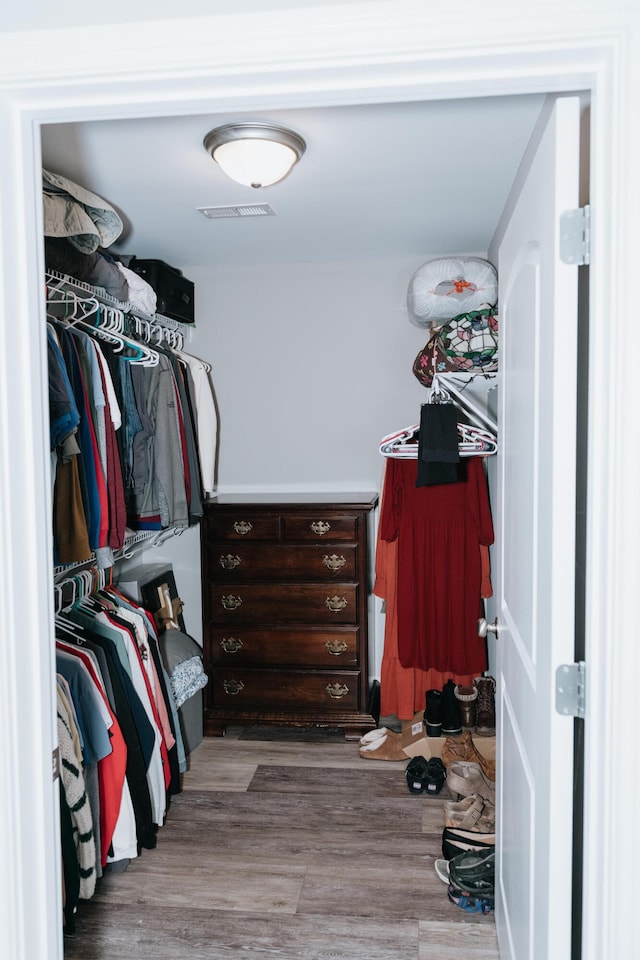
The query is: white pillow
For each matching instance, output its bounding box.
[407,256,498,327]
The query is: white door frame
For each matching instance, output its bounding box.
[0,4,638,958]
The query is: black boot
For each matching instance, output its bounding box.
[442,679,463,735]
[424,688,443,737]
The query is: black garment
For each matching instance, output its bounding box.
[416,403,463,487]
[59,779,80,934]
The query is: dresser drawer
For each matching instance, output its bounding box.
[205,514,280,541]
[210,543,358,580]
[283,513,358,541]
[208,626,360,667]
[210,582,359,624]
[212,668,360,711]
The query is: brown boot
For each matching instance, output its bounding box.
[474,676,496,737]
[454,684,478,728]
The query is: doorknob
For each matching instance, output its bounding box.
[478,617,499,638]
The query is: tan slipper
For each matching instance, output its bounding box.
[358,731,408,761]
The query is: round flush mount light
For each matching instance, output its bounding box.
[203,122,307,189]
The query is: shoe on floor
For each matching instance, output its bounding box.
[441,679,462,736]
[405,755,430,793]
[443,793,495,832]
[358,731,407,761]
[424,688,443,737]
[442,826,495,861]
[449,848,495,899]
[445,760,495,803]
[441,729,496,781]
[474,675,496,736]
[434,858,450,884]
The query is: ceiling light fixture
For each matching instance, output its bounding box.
[203,122,306,189]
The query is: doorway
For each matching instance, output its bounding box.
[0,7,636,960]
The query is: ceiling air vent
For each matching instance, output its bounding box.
[197,203,275,219]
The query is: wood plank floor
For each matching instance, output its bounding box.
[63,729,499,959]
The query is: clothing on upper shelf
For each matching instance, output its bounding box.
[47,315,216,566]
[379,455,494,675]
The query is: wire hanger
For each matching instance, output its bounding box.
[380,373,497,459]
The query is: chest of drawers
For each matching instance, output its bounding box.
[201,493,378,739]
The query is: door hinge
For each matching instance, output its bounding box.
[559,205,590,266]
[555,661,586,718]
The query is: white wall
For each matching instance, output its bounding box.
[184,255,452,492]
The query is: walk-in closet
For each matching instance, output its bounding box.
[3,5,637,960]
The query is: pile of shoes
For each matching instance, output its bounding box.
[424,676,496,738]
[434,711,497,914]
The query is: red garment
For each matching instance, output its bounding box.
[380,456,493,674]
[374,461,479,720]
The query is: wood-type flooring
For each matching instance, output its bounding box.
[63,728,499,959]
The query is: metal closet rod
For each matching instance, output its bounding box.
[45,269,193,341]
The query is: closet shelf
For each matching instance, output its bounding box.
[53,526,184,583]
[45,269,193,341]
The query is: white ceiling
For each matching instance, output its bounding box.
[40,95,544,269]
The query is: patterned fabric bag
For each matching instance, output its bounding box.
[413,309,498,388]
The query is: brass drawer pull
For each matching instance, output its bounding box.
[325,595,348,613]
[220,636,243,654]
[219,553,242,570]
[325,638,348,656]
[233,520,253,536]
[221,594,243,611]
[322,553,346,572]
[326,682,349,699]
[223,679,245,696]
[311,520,331,535]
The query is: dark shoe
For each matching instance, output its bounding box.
[449,849,495,899]
[405,755,430,794]
[454,684,478,728]
[424,757,447,795]
[442,826,495,861]
[441,680,462,735]
[474,676,496,736]
[424,689,443,737]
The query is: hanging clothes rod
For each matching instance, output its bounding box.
[45,269,192,343]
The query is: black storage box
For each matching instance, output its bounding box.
[130,258,195,324]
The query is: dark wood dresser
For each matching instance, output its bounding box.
[200,493,378,739]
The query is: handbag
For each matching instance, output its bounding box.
[413,309,498,388]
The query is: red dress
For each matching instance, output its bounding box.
[380,456,493,674]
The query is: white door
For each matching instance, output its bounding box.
[494,95,581,960]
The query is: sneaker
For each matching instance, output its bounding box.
[449,849,495,899]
